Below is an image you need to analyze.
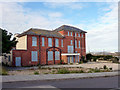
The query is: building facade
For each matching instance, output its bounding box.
[12,25,87,66]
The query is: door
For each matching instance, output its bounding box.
[68,57,70,63]
[75,56,79,63]
[15,57,21,66]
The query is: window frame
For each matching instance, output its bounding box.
[48,38,52,47]
[31,51,38,61]
[32,37,37,46]
[48,51,53,61]
[71,32,72,36]
[42,37,45,46]
[55,38,59,47]
[61,39,63,47]
[75,40,77,48]
[55,51,60,60]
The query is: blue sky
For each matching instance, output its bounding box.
[0,2,118,52]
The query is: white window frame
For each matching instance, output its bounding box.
[31,51,38,61]
[42,37,45,46]
[48,38,52,47]
[78,33,80,37]
[55,38,59,47]
[55,51,60,60]
[48,51,53,61]
[32,37,37,46]
[61,39,63,47]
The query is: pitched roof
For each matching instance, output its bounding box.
[54,25,87,33]
[17,28,64,38]
[17,25,87,38]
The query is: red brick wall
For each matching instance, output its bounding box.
[13,30,86,66]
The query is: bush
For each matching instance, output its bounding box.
[57,68,70,74]
[0,67,8,75]
[79,61,83,64]
[109,67,112,70]
[70,70,84,73]
[34,71,39,75]
[103,65,107,69]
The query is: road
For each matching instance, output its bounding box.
[2,76,119,89]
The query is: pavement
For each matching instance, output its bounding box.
[1,71,119,83]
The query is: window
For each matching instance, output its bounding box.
[68,46,73,53]
[71,40,73,45]
[79,41,80,48]
[71,32,72,36]
[75,32,77,37]
[82,33,83,38]
[55,38,59,47]
[75,51,77,53]
[48,38,52,47]
[55,51,60,60]
[68,31,69,36]
[78,33,80,37]
[75,40,77,48]
[31,51,38,61]
[32,37,37,46]
[48,51,53,61]
[42,37,45,46]
[61,39,63,47]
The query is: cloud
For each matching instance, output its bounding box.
[1,2,69,33]
[43,2,84,10]
[85,3,118,52]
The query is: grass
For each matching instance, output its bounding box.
[0,67,8,75]
[34,71,39,75]
[57,68,70,74]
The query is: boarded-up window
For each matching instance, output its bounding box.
[42,37,45,46]
[55,51,60,60]
[32,37,37,46]
[31,51,38,61]
[55,39,59,47]
[48,38,52,47]
[61,39,63,47]
[75,40,77,48]
[48,51,53,61]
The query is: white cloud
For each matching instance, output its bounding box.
[1,2,69,33]
[85,3,118,52]
[43,2,84,10]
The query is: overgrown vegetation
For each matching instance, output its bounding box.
[0,67,8,75]
[86,53,119,63]
[34,71,39,75]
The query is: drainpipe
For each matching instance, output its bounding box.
[39,35,41,65]
[81,33,83,61]
[53,37,55,64]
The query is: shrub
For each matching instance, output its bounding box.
[109,67,112,70]
[103,65,107,69]
[79,61,83,64]
[70,70,84,73]
[57,68,70,74]
[0,67,8,75]
[34,71,39,75]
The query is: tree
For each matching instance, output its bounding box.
[86,53,93,61]
[1,28,18,54]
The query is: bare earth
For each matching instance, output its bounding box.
[8,62,119,75]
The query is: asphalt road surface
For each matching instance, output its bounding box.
[2,76,119,89]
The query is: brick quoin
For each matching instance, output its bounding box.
[12,25,87,66]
